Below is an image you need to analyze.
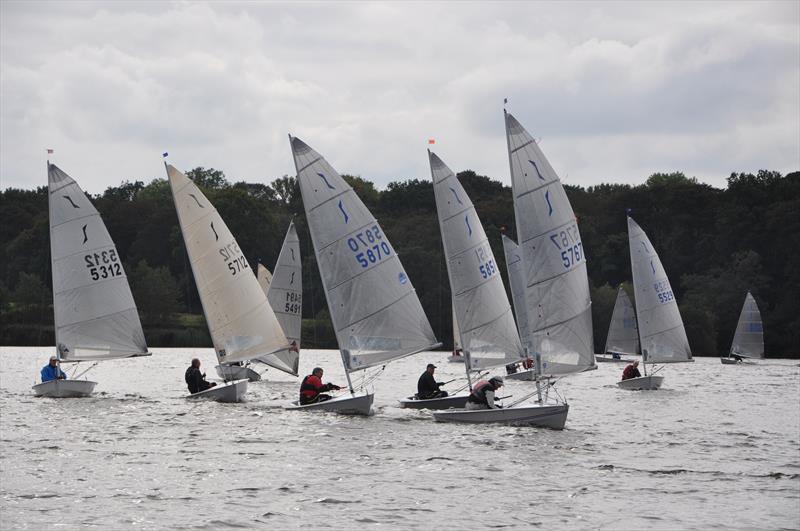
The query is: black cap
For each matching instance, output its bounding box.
[427,363,437,369]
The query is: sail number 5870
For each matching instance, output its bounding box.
[348,225,392,268]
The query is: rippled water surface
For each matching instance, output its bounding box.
[1,347,799,530]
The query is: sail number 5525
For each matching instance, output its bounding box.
[348,225,392,268]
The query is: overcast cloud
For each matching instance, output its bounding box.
[1,1,798,194]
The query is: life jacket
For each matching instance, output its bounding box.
[300,374,322,399]
[468,380,493,404]
[622,365,640,380]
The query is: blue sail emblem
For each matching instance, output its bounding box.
[449,187,463,205]
[398,272,408,284]
[317,173,335,190]
[529,160,544,180]
[465,215,472,236]
[338,200,349,223]
[650,260,656,275]
[545,190,553,216]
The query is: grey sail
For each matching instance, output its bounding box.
[258,221,302,375]
[48,163,149,361]
[604,285,640,356]
[729,291,764,358]
[289,136,439,373]
[501,234,531,344]
[429,150,524,371]
[504,112,596,375]
[627,216,692,363]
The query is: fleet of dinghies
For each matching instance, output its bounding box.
[32,107,766,428]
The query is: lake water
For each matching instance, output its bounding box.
[1,347,798,530]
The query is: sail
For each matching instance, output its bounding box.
[167,164,289,364]
[504,112,596,375]
[730,291,764,358]
[501,234,531,344]
[627,216,692,363]
[604,285,640,356]
[452,300,462,351]
[289,136,438,372]
[429,151,524,371]
[257,221,302,375]
[256,262,273,293]
[48,163,149,361]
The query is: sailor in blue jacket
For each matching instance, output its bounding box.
[41,356,67,382]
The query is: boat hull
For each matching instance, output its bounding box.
[32,379,97,398]
[505,369,536,381]
[447,355,465,363]
[285,391,373,416]
[433,403,569,430]
[595,355,635,363]
[215,364,261,382]
[398,394,470,410]
[720,357,740,365]
[617,375,664,390]
[186,379,248,402]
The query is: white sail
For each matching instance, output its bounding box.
[452,300,462,351]
[48,163,149,361]
[258,221,302,375]
[730,291,764,358]
[504,111,596,375]
[604,285,640,356]
[256,262,273,293]
[289,136,438,372]
[627,216,692,363]
[429,150,524,371]
[167,164,289,364]
[501,234,531,344]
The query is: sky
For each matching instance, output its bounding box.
[1,1,798,194]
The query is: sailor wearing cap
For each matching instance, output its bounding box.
[40,356,67,382]
[417,363,448,400]
[465,376,504,410]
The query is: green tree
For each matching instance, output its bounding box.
[129,260,181,324]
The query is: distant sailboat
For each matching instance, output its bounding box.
[33,163,151,398]
[286,135,440,415]
[502,111,597,382]
[426,150,568,428]
[596,285,639,363]
[167,164,291,402]
[722,291,764,364]
[619,216,693,390]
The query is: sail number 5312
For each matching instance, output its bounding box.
[348,225,392,268]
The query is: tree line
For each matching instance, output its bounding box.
[1,166,797,357]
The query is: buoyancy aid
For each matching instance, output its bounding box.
[300,374,323,399]
[468,380,493,405]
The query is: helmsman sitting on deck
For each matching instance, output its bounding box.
[465,376,504,410]
[417,363,448,399]
[621,360,641,380]
[185,358,217,394]
[299,367,342,405]
[41,356,67,382]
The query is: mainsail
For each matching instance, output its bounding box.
[730,291,764,358]
[627,216,692,363]
[604,285,640,356]
[256,262,273,292]
[258,221,302,375]
[167,164,289,364]
[48,163,149,361]
[429,150,523,371]
[504,111,596,375]
[501,234,531,344]
[289,136,438,372]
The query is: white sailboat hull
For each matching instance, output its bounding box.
[398,394,470,410]
[506,369,536,381]
[447,355,465,363]
[215,364,261,382]
[285,391,374,416]
[617,375,664,390]
[186,379,248,403]
[433,403,569,430]
[720,357,740,365]
[32,379,97,398]
[595,354,636,363]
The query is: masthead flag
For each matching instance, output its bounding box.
[428,139,435,145]
[47,149,53,154]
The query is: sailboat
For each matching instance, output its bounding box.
[722,291,764,364]
[33,162,151,398]
[426,150,568,428]
[447,301,465,363]
[501,111,597,383]
[286,135,440,415]
[619,216,693,390]
[596,285,639,363]
[215,221,302,381]
[167,163,291,402]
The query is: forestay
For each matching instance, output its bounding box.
[501,235,531,345]
[730,291,764,358]
[259,221,302,375]
[289,136,438,372]
[627,216,692,363]
[429,151,524,371]
[504,112,596,375]
[167,164,289,365]
[605,286,640,356]
[48,163,149,361]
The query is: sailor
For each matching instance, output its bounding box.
[185,358,217,394]
[40,356,67,382]
[417,363,448,399]
[465,376,504,410]
[299,367,342,404]
[621,360,642,380]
